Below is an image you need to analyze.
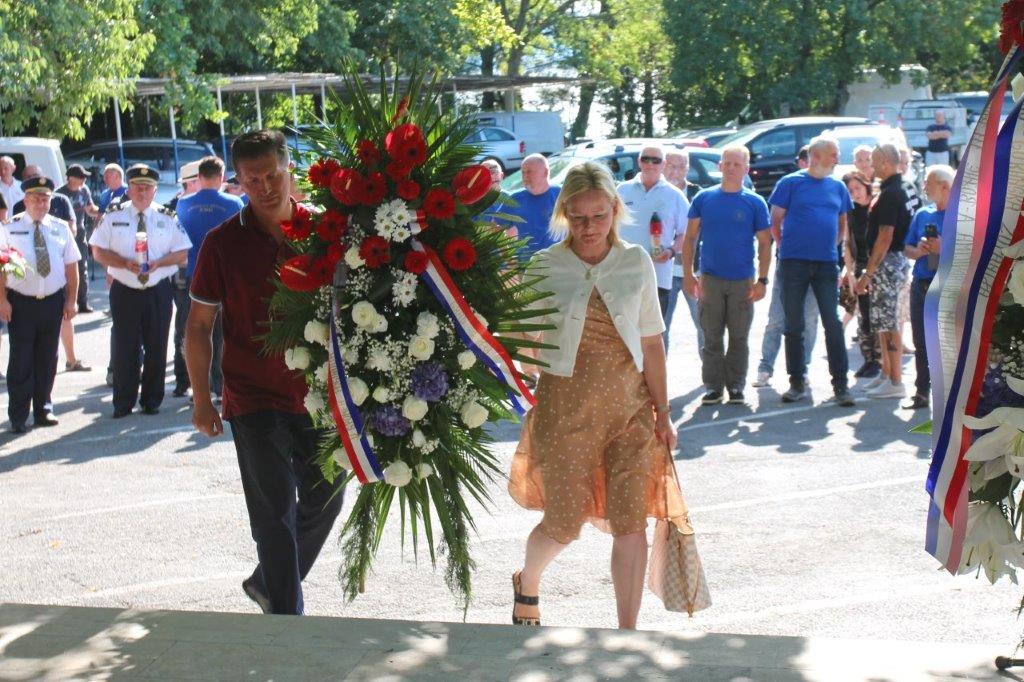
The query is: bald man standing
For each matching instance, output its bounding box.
[503,154,560,258]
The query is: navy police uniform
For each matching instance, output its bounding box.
[2,177,81,432]
[89,166,192,416]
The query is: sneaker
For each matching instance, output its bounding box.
[781,384,807,403]
[854,361,881,378]
[831,388,855,407]
[867,380,907,399]
[701,390,723,405]
[752,371,771,388]
[860,373,888,391]
[727,389,745,404]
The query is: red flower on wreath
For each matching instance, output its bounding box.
[451,165,492,205]
[330,168,365,206]
[396,178,421,201]
[280,254,325,291]
[385,160,413,181]
[404,250,429,274]
[385,123,428,168]
[309,256,335,286]
[356,140,381,167]
[326,242,345,264]
[359,235,391,268]
[1001,0,1024,53]
[316,209,348,242]
[281,204,313,241]
[308,158,341,188]
[443,238,477,271]
[423,188,456,220]
[359,172,388,205]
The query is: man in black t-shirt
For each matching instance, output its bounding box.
[925,110,953,166]
[854,144,912,400]
[57,165,99,313]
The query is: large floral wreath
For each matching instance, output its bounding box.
[262,72,555,606]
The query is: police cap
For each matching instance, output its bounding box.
[126,164,160,186]
[21,176,55,195]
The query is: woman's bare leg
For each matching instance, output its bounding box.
[516,525,568,621]
[60,318,76,366]
[611,530,648,629]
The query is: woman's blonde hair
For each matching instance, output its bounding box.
[549,161,629,246]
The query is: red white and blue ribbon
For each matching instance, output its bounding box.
[925,45,1024,572]
[327,318,383,484]
[411,240,537,415]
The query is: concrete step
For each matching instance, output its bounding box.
[0,603,1008,680]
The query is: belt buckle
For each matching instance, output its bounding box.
[35,294,44,300]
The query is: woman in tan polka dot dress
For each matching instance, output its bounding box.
[508,161,694,629]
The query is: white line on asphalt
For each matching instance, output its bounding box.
[45,493,242,521]
[689,475,922,513]
[64,424,197,445]
[675,403,827,432]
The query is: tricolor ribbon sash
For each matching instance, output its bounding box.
[925,45,1024,572]
[412,240,537,415]
[327,316,384,484]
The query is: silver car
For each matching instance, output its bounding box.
[466,126,525,172]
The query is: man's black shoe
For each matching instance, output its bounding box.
[727,389,745,404]
[112,408,132,419]
[10,423,28,434]
[701,390,723,405]
[172,386,189,398]
[854,361,882,378]
[902,394,930,410]
[34,414,59,427]
[242,573,271,614]
[141,406,160,416]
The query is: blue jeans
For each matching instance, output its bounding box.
[758,270,816,376]
[780,259,849,390]
[663,275,704,357]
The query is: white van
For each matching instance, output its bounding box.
[0,137,66,188]
[472,111,565,156]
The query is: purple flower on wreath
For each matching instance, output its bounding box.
[411,361,449,402]
[976,364,1024,419]
[371,404,411,437]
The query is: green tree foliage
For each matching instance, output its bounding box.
[663,0,1003,128]
[0,0,153,139]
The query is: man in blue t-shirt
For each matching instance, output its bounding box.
[769,136,855,406]
[683,146,771,406]
[902,164,953,410]
[504,154,560,257]
[171,155,244,399]
[97,164,128,214]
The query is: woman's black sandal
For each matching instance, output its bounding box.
[512,571,541,626]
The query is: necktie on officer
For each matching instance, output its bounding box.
[33,221,51,277]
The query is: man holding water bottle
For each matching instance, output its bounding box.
[90,164,192,418]
[902,164,954,411]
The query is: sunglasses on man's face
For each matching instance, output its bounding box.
[639,156,663,164]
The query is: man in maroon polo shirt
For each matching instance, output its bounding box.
[184,130,344,615]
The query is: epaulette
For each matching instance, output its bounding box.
[157,205,176,217]
[10,211,26,223]
[107,197,129,213]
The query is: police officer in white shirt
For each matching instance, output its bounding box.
[90,164,192,418]
[0,176,81,433]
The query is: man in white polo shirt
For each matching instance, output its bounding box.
[616,145,689,347]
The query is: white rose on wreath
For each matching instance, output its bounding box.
[457,350,476,370]
[352,301,378,328]
[415,462,434,479]
[371,315,389,334]
[412,428,426,447]
[402,395,429,421]
[304,320,330,346]
[416,312,440,339]
[372,386,392,402]
[460,400,489,429]
[383,460,413,487]
[284,346,311,371]
[304,389,325,415]
[314,363,329,384]
[345,247,365,269]
[348,376,369,405]
[408,335,435,361]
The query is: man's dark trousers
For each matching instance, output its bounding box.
[75,226,89,309]
[910,277,932,397]
[781,259,849,390]
[172,272,223,395]
[229,410,345,615]
[109,279,174,412]
[7,290,63,427]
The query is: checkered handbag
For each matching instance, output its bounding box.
[648,519,711,616]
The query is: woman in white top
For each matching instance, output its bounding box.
[508,161,694,629]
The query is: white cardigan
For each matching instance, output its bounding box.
[528,241,665,377]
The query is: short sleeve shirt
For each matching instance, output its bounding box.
[687,185,770,280]
[904,206,945,279]
[867,174,912,253]
[98,186,127,213]
[89,203,192,288]
[926,123,952,153]
[175,189,245,277]
[504,187,560,256]
[2,213,81,298]
[56,184,93,233]
[190,206,308,420]
[616,176,690,289]
[768,170,853,262]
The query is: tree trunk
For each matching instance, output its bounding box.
[571,81,597,141]
[641,71,654,137]
[481,45,496,111]
[504,48,524,111]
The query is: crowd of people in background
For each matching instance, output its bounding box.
[0,130,950,435]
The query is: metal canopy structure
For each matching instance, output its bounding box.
[113,72,582,181]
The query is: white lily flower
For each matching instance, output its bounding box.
[958,502,1024,584]
[963,407,1024,489]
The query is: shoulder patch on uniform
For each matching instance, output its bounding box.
[157,205,176,217]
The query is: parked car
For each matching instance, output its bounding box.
[713,116,871,195]
[64,138,217,206]
[937,91,1017,129]
[823,124,920,185]
[465,126,526,172]
[0,137,66,190]
[500,142,747,194]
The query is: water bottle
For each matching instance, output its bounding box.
[649,211,663,258]
[135,231,150,284]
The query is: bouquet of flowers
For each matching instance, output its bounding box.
[262,71,555,607]
[0,245,29,279]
